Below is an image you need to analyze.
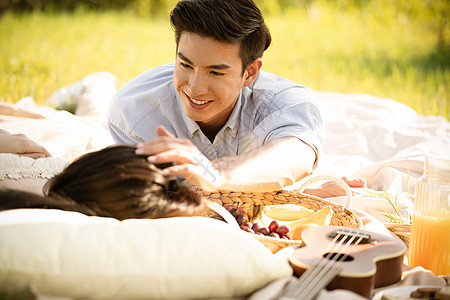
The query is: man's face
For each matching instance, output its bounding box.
[173,32,249,131]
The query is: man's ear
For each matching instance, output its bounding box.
[243,58,263,87]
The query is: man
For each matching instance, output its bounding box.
[107,0,325,192]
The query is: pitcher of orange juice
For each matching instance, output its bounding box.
[409,156,450,276]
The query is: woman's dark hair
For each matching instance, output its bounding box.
[38,145,206,220]
[0,188,98,216]
[170,0,271,72]
[0,146,206,220]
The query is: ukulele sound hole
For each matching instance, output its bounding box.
[323,252,354,262]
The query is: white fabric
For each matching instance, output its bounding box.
[0,71,116,163]
[306,90,450,222]
[0,154,67,180]
[0,73,116,194]
[48,72,117,126]
[314,90,449,189]
[0,154,68,194]
[0,98,114,162]
[0,209,292,299]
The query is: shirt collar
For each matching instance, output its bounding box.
[222,91,242,138]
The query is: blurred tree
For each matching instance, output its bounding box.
[394,0,449,62]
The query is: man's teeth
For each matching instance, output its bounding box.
[191,98,209,105]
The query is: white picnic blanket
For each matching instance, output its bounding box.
[0,71,116,162]
[309,90,450,222]
[1,74,449,300]
[314,90,449,191]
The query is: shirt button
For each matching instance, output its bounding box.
[208,151,213,155]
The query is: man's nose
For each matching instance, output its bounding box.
[188,72,208,96]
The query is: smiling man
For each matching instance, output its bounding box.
[107,0,325,192]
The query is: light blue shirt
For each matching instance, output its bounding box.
[107,64,325,166]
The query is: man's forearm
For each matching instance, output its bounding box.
[213,137,316,192]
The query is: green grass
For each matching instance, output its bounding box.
[0,2,448,118]
[0,10,175,101]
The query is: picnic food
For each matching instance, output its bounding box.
[256,205,333,238]
[240,220,292,239]
[259,204,315,226]
[290,223,319,240]
[216,205,292,239]
[287,206,333,230]
[213,204,334,241]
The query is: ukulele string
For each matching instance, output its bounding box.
[287,232,365,299]
[291,233,364,300]
[299,234,365,300]
[283,233,343,298]
[289,232,357,299]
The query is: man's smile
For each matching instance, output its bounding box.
[186,93,212,106]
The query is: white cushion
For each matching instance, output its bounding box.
[0,209,292,299]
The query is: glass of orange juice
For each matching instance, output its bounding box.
[408,157,450,276]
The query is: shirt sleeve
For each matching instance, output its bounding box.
[107,118,144,145]
[106,64,176,145]
[107,92,147,145]
[252,90,326,169]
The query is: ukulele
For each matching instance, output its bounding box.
[282,226,406,299]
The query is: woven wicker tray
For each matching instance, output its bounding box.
[200,175,364,253]
[384,223,411,248]
[202,189,363,228]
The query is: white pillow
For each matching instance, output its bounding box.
[0,209,292,299]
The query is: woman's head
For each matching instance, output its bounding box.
[170,0,271,72]
[43,145,207,220]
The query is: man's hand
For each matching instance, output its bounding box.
[303,176,367,198]
[0,131,51,159]
[135,126,224,191]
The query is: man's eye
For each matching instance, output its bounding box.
[210,71,224,76]
[180,62,192,69]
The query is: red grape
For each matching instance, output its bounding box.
[257,227,270,235]
[275,225,290,236]
[268,220,279,233]
[211,204,291,240]
[269,232,280,238]
[251,222,263,232]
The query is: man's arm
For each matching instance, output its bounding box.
[136,126,316,192]
[213,137,315,191]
